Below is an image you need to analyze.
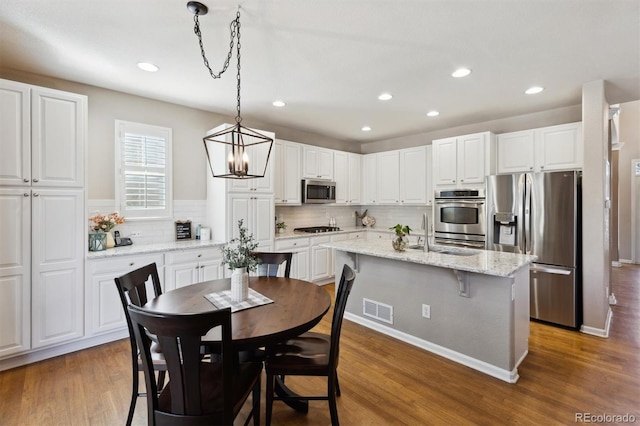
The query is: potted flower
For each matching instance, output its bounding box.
[389,224,411,252]
[221,219,259,301]
[89,211,125,249]
[276,220,287,234]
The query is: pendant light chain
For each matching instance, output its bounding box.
[235,10,242,124]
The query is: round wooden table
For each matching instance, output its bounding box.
[144,276,331,351]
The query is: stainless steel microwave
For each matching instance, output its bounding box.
[302,179,336,204]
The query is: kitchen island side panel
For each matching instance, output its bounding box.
[336,251,529,373]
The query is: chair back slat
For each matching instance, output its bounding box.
[329,264,356,370]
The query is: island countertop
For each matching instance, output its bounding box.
[322,239,537,277]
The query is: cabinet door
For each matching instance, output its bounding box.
[0,188,31,357]
[348,153,362,204]
[376,151,400,204]
[310,245,331,281]
[0,80,31,187]
[302,145,319,179]
[535,123,583,171]
[228,194,251,240]
[31,88,86,188]
[317,148,334,180]
[282,142,301,204]
[362,154,377,204]
[273,141,284,203]
[290,249,310,281]
[457,133,486,184]
[399,146,426,204]
[333,151,348,204]
[252,194,275,247]
[251,139,275,193]
[432,137,458,186]
[425,145,433,205]
[497,130,535,174]
[200,258,224,282]
[166,261,199,289]
[31,189,84,348]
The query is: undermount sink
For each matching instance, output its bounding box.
[407,245,477,256]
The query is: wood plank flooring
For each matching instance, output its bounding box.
[1,265,639,425]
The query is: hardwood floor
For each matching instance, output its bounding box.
[1,265,639,425]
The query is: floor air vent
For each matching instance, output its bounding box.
[362,298,393,324]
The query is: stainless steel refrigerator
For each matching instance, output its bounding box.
[486,171,582,328]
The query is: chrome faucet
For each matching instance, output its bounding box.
[421,212,430,252]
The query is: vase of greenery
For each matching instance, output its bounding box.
[221,219,260,302]
[276,220,287,234]
[390,224,411,252]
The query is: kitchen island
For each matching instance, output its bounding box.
[323,239,537,383]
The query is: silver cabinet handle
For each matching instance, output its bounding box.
[24,193,29,197]
[33,193,39,197]
[33,178,39,182]
[129,262,134,266]
[529,166,534,170]
[540,166,545,169]
[197,254,202,258]
[23,178,29,183]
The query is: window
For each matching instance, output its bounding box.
[115,120,173,220]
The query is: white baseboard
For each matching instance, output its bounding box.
[344,312,521,383]
[620,259,634,264]
[612,261,622,267]
[580,308,613,338]
[0,329,128,372]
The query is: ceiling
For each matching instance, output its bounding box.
[1,0,638,143]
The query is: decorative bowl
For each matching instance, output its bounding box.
[362,216,376,227]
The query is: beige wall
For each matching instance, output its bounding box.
[617,100,640,261]
[0,69,350,200]
[360,105,581,153]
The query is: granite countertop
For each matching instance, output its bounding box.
[86,239,226,260]
[322,239,537,277]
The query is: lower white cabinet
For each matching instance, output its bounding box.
[367,231,391,240]
[275,237,310,281]
[165,248,224,291]
[310,235,332,282]
[86,253,164,336]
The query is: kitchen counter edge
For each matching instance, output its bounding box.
[86,240,226,260]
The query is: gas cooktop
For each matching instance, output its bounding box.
[294,226,341,233]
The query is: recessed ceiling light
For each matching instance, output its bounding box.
[525,86,544,95]
[426,111,440,117]
[272,100,286,107]
[452,68,471,78]
[361,126,372,132]
[137,62,159,72]
[378,93,393,101]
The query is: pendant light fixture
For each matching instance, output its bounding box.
[188,1,273,179]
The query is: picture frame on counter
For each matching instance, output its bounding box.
[175,220,192,240]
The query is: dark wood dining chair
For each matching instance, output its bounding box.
[114,263,167,426]
[127,304,263,426]
[252,252,293,277]
[264,264,356,426]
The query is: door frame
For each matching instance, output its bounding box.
[632,159,640,263]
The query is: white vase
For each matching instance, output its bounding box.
[106,232,116,249]
[230,267,249,302]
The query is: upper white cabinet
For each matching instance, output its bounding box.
[302,144,334,180]
[496,122,583,174]
[274,140,302,205]
[432,132,495,188]
[334,151,361,205]
[0,80,86,188]
[363,146,430,205]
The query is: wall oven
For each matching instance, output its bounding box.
[434,189,486,248]
[302,179,336,204]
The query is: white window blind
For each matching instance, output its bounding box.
[115,121,173,219]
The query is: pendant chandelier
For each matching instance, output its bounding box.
[187,1,273,179]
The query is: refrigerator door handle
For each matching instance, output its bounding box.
[524,175,532,254]
[530,265,572,275]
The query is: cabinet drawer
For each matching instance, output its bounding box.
[331,233,350,242]
[349,232,365,239]
[275,237,310,251]
[310,235,331,245]
[89,253,164,274]
[165,248,221,265]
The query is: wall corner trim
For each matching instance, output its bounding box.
[580,307,613,338]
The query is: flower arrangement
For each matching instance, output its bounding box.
[89,211,125,233]
[221,220,260,271]
[389,224,411,252]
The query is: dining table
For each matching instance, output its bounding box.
[143,275,332,412]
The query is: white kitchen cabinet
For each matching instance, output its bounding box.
[86,253,163,336]
[367,231,391,240]
[496,122,582,174]
[302,144,334,180]
[0,188,31,357]
[0,79,86,358]
[362,154,378,204]
[275,237,310,281]
[227,193,274,250]
[425,145,433,204]
[165,248,224,291]
[399,146,428,204]
[334,151,361,205]
[0,80,86,188]
[31,189,85,348]
[310,235,332,282]
[376,151,400,204]
[274,140,301,205]
[432,132,494,188]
